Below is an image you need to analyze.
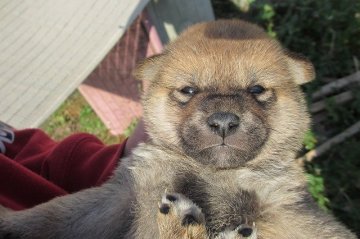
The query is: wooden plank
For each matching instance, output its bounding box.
[310,91,353,114]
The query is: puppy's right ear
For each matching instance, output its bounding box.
[134,54,164,81]
[284,51,315,85]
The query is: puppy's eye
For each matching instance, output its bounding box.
[180,86,198,95]
[248,85,265,94]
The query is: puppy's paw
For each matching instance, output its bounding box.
[159,193,205,226]
[215,223,257,239]
[157,193,208,239]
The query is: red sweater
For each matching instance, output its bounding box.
[0,128,125,210]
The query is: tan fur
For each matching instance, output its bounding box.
[0,20,356,239]
[135,20,356,238]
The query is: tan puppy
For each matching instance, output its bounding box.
[0,20,356,239]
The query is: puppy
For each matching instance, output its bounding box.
[0,20,356,239]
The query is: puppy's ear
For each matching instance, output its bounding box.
[284,51,315,85]
[134,54,164,81]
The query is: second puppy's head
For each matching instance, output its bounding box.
[136,20,314,169]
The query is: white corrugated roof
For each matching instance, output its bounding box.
[0,0,148,128]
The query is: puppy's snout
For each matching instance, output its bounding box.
[207,112,239,138]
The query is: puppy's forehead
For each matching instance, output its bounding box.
[159,20,294,90]
[164,38,288,90]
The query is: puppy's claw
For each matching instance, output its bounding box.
[165,194,177,202]
[238,226,253,237]
[159,204,170,215]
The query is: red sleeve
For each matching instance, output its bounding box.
[0,129,126,210]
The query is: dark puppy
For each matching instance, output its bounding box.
[0,20,356,239]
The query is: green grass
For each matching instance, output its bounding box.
[40,91,123,145]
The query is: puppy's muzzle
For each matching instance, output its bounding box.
[207,112,239,138]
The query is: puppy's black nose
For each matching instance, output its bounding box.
[207,112,239,138]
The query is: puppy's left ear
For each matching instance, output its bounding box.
[134,54,164,81]
[284,51,315,85]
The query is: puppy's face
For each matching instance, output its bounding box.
[137,20,314,169]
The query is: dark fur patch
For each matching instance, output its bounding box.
[203,20,267,40]
[173,172,209,209]
[3,232,21,239]
[182,215,199,226]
